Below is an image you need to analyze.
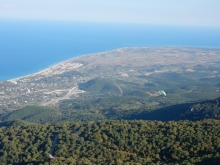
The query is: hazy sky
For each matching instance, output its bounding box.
[1,0,220,27]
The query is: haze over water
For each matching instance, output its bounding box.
[1,20,220,82]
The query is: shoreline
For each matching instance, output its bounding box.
[2,53,93,83]
[4,48,119,83]
[3,47,129,83]
[6,59,82,83]
[2,46,220,83]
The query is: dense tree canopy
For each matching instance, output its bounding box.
[0,120,219,164]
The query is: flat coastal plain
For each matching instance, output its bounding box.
[1,47,220,112]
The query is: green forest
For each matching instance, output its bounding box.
[0,120,220,165]
[1,96,220,124]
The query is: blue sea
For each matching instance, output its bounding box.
[1,19,220,82]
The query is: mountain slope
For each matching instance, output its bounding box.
[121,97,220,121]
[181,97,220,120]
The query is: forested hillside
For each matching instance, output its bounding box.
[1,97,220,123]
[0,120,220,165]
[181,97,220,120]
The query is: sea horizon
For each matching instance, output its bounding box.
[1,20,220,82]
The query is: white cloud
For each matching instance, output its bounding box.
[3,4,14,9]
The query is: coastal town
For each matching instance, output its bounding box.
[0,61,86,112]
